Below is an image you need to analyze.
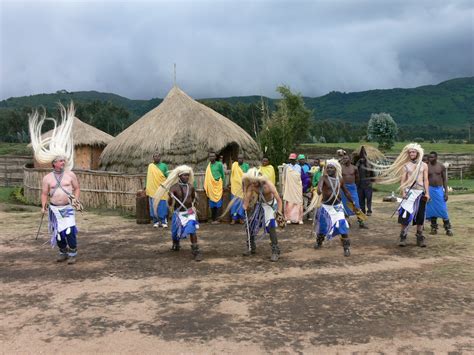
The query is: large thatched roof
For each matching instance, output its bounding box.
[38,117,113,147]
[100,86,262,173]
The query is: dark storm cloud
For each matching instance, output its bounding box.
[1,0,473,100]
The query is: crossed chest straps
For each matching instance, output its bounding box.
[258,186,275,206]
[323,176,341,204]
[176,183,192,211]
[50,172,72,198]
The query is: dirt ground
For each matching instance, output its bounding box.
[1,193,473,354]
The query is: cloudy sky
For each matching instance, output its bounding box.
[1,0,473,100]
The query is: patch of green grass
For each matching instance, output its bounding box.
[0,187,16,203]
[0,143,31,156]
[300,142,474,154]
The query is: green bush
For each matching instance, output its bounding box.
[11,187,28,204]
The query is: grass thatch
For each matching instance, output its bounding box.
[100,86,262,173]
[36,117,113,147]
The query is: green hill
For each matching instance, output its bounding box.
[1,77,473,127]
[304,77,474,126]
[0,90,162,119]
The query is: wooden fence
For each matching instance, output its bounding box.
[0,155,32,187]
[23,165,231,217]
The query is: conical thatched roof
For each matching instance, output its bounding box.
[39,117,113,147]
[100,86,262,173]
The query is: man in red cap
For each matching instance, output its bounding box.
[282,153,304,224]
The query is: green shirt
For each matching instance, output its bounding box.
[210,161,226,185]
[155,162,169,177]
[239,162,250,173]
[312,169,322,187]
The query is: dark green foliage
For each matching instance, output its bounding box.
[310,120,367,143]
[75,101,131,136]
[198,100,263,138]
[0,100,131,141]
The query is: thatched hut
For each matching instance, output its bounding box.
[100,86,262,173]
[33,117,113,170]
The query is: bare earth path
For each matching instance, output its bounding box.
[1,194,473,353]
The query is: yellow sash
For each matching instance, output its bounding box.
[204,163,223,202]
[230,162,245,198]
[145,163,168,200]
[259,165,276,185]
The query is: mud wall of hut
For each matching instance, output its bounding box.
[74,145,105,170]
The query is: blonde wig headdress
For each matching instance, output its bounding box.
[220,167,270,218]
[153,165,194,203]
[28,102,75,170]
[369,143,424,191]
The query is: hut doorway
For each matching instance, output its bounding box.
[218,142,239,168]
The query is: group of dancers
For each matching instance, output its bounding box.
[29,103,454,264]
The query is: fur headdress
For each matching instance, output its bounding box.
[369,143,424,190]
[28,102,75,170]
[153,165,194,202]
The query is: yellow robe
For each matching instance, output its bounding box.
[204,163,223,203]
[145,163,167,200]
[259,165,276,185]
[230,162,245,198]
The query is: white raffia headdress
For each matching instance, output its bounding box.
[28,102,75,170]
[325,159,342,178]
[153,165,194,202]
[369,143,424,191]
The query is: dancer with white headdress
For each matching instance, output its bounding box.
[241,168,284,262]
[308,159,359,257]
[30,102,81,264]
[370,143,430,247]
[153,165,202,261]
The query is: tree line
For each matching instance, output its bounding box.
[0,90,471,157]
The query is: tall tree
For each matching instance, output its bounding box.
[259,85,312,165]
[367,112,398,150]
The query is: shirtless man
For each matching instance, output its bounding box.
[242,168,283,262]
[426,151,453,236]
[340,154,367,228]
[398,146,430,247]
[168,170,202,261]
[41,156,80,264]
[313,159,356,256]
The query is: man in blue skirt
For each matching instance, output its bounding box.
[426,152,453,236]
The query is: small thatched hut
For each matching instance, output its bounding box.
[33,117,113,170]
[100,86,261,173]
